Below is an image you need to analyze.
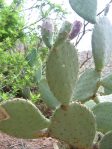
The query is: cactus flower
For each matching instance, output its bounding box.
[69,20,82,40]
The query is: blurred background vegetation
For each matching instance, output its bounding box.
[0,0,67,102]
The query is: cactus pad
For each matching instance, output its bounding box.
[73,68,100,102]
[101,74,112,89]
[39,79,60,109]
[69,0,97,23]
[46,41,79,104]
[101,74,112,95]
[22,86,31,99]
[0,98,50,139]
[34,66,42,83]
[84,100,96,109]
[26,48,38,67]
[99,131,112,149]
[41,18,53,49]
[92,102,112,133]
[54,21,72,47]
[49,102,96,148]
[92,17,112,71]
[104,88,112,95]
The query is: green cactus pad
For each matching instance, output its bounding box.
[92,17,112,71]
[33,66,42,83]
[99,131,112,149]
[101,74,112,95]
[104,88,112,95]
[84,100,96,109]
[54,21,72,47]
[73,68,100,102]
[101,74,112,89]
[41,29,53,49]
[22,86,31,99]
[49,102,96,148]
[41,19,53,49]
[0,98,50,139]
[69,0,97,24]
[46,41,79,104]
[26,48,38,67]
[92,102,112,133]
[38,79,60,109]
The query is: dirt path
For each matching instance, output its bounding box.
[0,132,57,149]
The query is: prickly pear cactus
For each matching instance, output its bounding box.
[54,21,72,47]
[22,86,31,99]
[92,102,112,133]
[1,0,112,149]
[73,68,100,102]
[84,100,96,109]
[99,131,112,149]
[92,17,112,72]
[49,102,96,149]
[41,18,54,49]
[38,78,60,109]
[26,48,38,67]
[101,74,112,95]
[46,40,79,104]
[69,0,97,23]
[0,99,50,138]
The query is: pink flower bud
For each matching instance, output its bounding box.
[69,20,82,40]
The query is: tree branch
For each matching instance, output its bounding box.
[80,52,92,68]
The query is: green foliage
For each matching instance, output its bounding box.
[0,0,67,102]
[0,48,40,101]
[0,0,25,50]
